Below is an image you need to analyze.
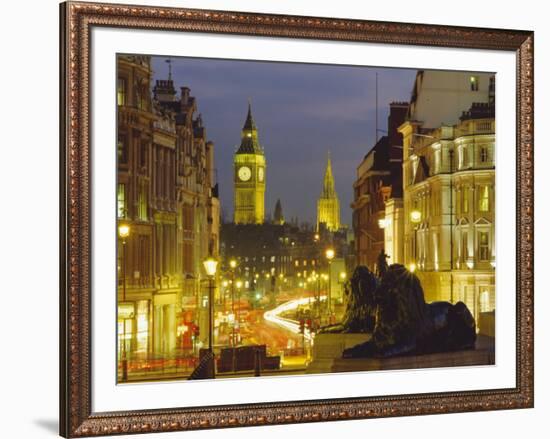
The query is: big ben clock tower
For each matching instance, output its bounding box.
[234,102,266,224]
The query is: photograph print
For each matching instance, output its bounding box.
[116,54,495,383]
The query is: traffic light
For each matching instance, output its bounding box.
[299,319,305,334]
[193,325,200,337]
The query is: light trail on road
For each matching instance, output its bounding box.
[263,296,326,342]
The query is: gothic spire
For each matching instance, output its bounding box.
[236,101,263,154]
[274,198,284,225]
[166,57,172,81]
[321,151,336,198]
[243,99,257,131]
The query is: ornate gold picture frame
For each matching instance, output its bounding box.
[60,1,534,437]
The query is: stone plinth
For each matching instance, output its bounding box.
[306,333,371,374]
[306,334,495,374]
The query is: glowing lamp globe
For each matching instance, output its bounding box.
[203,257,218,277]
[410,210,422,224]
[118,223,130,239]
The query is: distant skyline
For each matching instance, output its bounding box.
[151,56,417,226]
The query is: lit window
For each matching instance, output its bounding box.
[480,147,489,163]
[470,76,479,91]
[480,290,491,312]
[478,232,490,261]
[117,184,126,218]
[138,184,147,221]
[479,185,490,212]
[136,301,149,353]
[461,231,469,262]
[117,77,126,106]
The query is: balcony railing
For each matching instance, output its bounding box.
[411,119,495,153]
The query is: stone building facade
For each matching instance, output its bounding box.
[399,70,495,323]
[116,55,219,369]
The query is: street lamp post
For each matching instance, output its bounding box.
[410,209,422,272]
[229,259,237,348]
[325,248,335,320]
[203,256,218,353]
[235,280,243,331]
[339,271,347,306]
[228,259,238,373]
[118,223,130,382]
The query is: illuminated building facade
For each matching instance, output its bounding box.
[233,103,266,225]
[317,153,341,232]
[116,55,219,369]
[399,70,495,322]
[352,102,408,270]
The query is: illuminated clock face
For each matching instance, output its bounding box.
[238,166,252,181]
[258,167,264,182]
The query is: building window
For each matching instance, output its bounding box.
[470,76,479,91]
[459,145,469,169]
[479,185,490,212]
[135,81,148,111]
[411,158,418,184]
[117,77,126,106]
[118,138,128,164]
[480,147,489,163]
[479,290,491,313]
[138,184,148,221]
[117,183,126,218]
[461,231,469,262]
[478,231,490,261]
[489,76,496,103]
[140,141,148,169]
[136,300,149,353]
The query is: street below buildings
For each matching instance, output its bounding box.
[120,291,323,382]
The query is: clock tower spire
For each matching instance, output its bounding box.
[234,102,266,224]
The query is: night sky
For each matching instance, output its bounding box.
[151,56,417,226]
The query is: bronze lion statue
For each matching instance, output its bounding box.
[337,264,476,358]
[318,265,377,334]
